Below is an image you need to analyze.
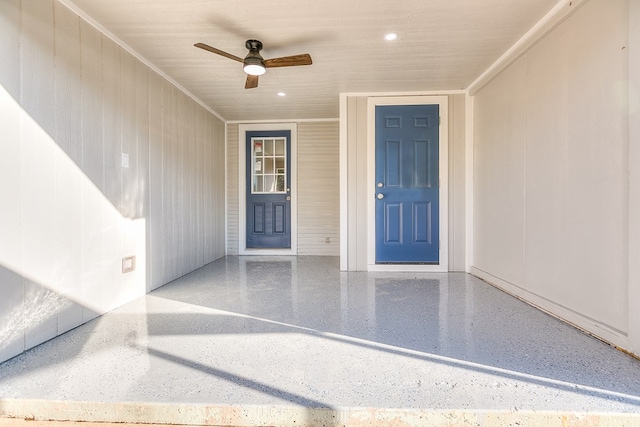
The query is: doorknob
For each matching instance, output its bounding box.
[376,193,384,200]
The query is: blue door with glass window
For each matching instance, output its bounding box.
[246,130,291,248]
[375,104,439,263]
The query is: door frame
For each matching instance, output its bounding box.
[238,123,298,255]
[367,96,449,271]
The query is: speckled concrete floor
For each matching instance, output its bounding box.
[1,256,640,426]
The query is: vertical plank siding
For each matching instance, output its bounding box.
[472,0,630,345]
[53,2,83,334]
[0,0,24,361]
[20,0,58,349]
[0,0,226,363]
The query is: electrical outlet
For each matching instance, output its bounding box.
[122,153,129,168]
[122,255,136,274]
[325,237,331,244]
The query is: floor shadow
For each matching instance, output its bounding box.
[149,256,640,403]
[142,344,330,407]
[130,310,640,408]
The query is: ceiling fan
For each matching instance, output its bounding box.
[194,39,313,89]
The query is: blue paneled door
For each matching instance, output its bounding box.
[246,130,291,248]
[375,105,439,263]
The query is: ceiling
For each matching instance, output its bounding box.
[65,0,559,122]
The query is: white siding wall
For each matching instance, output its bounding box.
[449,95,467,271]
[226,124,240,255]
[297,122,340,255]
[344,97,369,270]
[0,0,226,363]
[472,0,635,351]
[341,94,467,271]
[226,121,340,256]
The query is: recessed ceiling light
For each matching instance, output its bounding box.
[384,32,399,41]
[277,92,286,97]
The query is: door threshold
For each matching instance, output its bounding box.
[376,262,438,265]
[239,248,296,256]
[368,263,447,273]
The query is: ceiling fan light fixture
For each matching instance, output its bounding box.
[244,63,266,76]
[243,55,266,75]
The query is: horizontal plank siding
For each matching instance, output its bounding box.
[226,124,239,255]
[297,122,340,256]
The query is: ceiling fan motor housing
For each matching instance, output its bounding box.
[245,39,263,52]
[243,39,266,74]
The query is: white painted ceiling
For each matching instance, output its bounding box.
[67,0,559,121]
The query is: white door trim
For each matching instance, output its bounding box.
[366,96,449,272]
[238,123,298,255]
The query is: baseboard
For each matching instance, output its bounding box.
[469,266,634,358]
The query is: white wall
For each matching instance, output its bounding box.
[226,121,340,256]
[341,94,467,271]
[0,0,226,363]
[296,122,340,255]
[628,0,640,355]
[472,0,637,353]
[226,124,240,254]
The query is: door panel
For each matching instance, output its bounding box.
[413,202,432,243]
[375,105,439,263]
[246,130,291,248]
[252,203,265,234]
[385,202,402,243]
[385,140,401,187]
[273,203,286,234]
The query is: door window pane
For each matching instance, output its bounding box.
[264,175,276,192]
[251,137,287,194]
[265,158,275,174]
[275,139,285,156]
[264,140,274,156]
[254,176,264,193]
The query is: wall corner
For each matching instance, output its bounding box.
[627,0,640,357]
[464,92,475,273]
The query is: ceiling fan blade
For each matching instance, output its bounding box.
[264,54,312,68]
[245,74,259,89]
[194,43,243,63]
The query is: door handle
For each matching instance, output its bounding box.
[376,193,384,200]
